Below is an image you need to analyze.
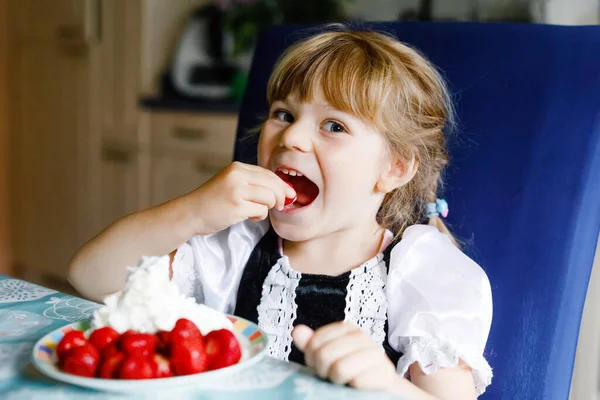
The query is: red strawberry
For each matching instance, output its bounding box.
[62,343,100,377]
[89,327,120,352]
[56,330,87,361]
[120,333,157,359]
[284,182,296,206]
[156,330,172,355]
[98,351,125,379]
[153,354,174,378]
[170,318,203,342]
[118,330,137,345]
[205,329,242,370]
[101,344,119,359]
[119,356,156,379]
[170,338,207,375]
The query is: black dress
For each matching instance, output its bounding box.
[233,228,401,366]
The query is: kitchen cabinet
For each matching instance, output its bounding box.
[8,0,94,284]
[151,155,215,207]
[86,0,146,237]
[148,112,237,207]
[7,0,237,290]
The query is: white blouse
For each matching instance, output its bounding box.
[172,219,493,395]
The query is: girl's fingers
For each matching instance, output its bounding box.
[303,322,359,367]
[244,185,278,209]
[293,322,397,391]
[327,347,388,386]
[240,163,297,200]
[312,330,375,379]
[291,325,314,352]
[244,172,287,210]
[243,202,269,221]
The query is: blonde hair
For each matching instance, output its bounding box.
[266,28,457,243]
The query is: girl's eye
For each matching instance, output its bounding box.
[322,120,347,133]
[274,110,294,123]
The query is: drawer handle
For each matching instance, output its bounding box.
[172,127,207,141]
[102,147,132,163]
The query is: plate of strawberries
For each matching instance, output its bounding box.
[31,315,268,392]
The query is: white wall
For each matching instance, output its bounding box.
[541,0,600,25]
[346,0,600,24]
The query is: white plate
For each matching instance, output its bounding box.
[31,316,268,392]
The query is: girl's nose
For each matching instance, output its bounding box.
[279,121,312,153]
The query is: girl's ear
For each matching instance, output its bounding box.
[376,155,418,194]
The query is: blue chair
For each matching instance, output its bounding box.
[233,22,600,400]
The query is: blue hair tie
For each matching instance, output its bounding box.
[426,198,449,219]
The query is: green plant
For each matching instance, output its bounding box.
[217,0,352,56]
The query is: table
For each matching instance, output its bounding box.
[0,275,404,399]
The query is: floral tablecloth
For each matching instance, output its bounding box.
[0,275,403,399]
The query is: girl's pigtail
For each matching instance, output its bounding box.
[426,199,459,247]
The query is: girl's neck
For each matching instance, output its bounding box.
[281,220,387,276]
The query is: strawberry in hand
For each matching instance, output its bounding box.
[284,181,297,206]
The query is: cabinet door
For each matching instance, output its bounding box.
[151,156,218,207]
[150,112,238,159]
[9,0,93,281]
[99,146,141,231]
[95,0,141,145]
[84,0,147,237]
[11,0,91,41]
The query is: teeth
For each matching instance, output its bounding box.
[278,168,303,177]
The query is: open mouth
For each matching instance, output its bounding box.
[275,168,320,209]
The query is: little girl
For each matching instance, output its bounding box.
[69,28,493,399]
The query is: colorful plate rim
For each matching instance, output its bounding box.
[31,315,269,392]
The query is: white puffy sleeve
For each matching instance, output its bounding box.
[171,219,269,314]
[386,225,493,396]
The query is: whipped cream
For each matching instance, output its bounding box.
[92,255,232,335]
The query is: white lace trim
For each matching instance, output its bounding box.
[397,336,493,396]
[343,254,388,345]
[257,256,300,361]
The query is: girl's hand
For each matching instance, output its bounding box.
[292,322,400,391]
[182,162,296,236]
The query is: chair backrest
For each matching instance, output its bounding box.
[234,22,600,400]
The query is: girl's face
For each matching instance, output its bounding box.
[258,90,395,242]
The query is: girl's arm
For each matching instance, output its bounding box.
[397,362,477,400]
[68,162,295,302]
[68,196,197,302]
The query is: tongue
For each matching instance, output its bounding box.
[288,175,319,206]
